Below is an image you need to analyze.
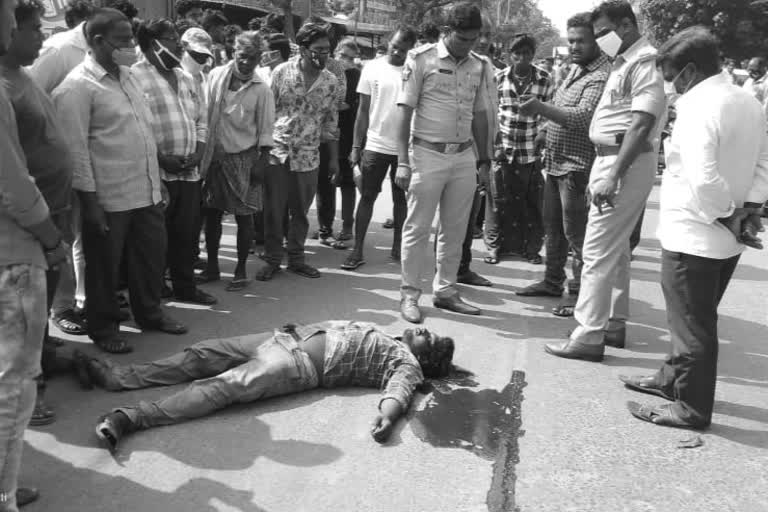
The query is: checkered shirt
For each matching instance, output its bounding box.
[295,321,424,410]
[131,59,208,182]
[545,54,612,177]
[496,65,554,164]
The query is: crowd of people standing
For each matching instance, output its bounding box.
[2,0,768,509]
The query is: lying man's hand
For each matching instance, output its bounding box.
[371,414,394,443]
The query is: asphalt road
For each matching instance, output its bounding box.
[21,182,768,512]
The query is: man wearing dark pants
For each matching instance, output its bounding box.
[485,33,553,265]
[256,21,339,281]
[342,26,417,270]
[515,12,611,317]
[54,9,187,354]
[622,27,768,429]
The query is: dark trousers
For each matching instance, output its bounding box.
[164,180,201,296]
[657,249,740,425]
[82,204,166,342]
[630,210,645,252]
[355,150,407,254]
[263,161,319,266]
[316,143,356,235]
[458,188,482,275]
[543,172,589,295]
[485,160,544,257]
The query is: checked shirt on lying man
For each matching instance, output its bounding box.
[85,321,454,448]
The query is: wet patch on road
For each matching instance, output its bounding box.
[411,370,527,511]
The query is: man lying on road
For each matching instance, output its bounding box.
[74,321,454,450]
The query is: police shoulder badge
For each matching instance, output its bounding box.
[402,64,412,82]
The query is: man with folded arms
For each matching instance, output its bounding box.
[623,27,768,429]
[395,2,491,323]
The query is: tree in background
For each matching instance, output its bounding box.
[639,0,768,61]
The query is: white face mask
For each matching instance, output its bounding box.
[112,47,138,67]
[596,30,623,59]
[181,51,206,74]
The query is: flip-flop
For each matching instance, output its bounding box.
[341,255,366,271]
[94,337,133,354]
[320,237,347,250]
[627,401,706,430]
[29,401,55,426]
[226,279,251,292]
[336,231,353,241]
[484,255,499,265]
[552,296,578,317]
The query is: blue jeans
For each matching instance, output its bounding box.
[115,333,319,430]
[0,264,47,512]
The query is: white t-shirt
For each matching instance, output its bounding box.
[357,57,403,155]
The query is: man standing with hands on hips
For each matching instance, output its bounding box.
[395,2,492,324]
[545,0,667,361]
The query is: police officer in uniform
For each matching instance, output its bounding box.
[545,0,667,361]
[394,2,492,324]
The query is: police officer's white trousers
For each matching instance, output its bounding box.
[400,145,476,301]
[570,152,657,345]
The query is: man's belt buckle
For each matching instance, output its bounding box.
[444,143,461,154]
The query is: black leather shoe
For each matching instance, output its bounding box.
[457,270,493,287]
[619,375,673,401]
[544,339,604,362]
[16,487,39,507]
[400,298,423,324]
[604,327,626,348]
[627,401,708,430]
[174,289,218,306]
[433,296,481,316]
[96,411,133,452]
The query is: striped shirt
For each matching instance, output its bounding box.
[131,58,208,182]
[545,54,611,176]
[496,65,554,164]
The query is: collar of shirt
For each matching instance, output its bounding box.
[283,58,333,92]
[436,39,471,65]
[504,64,549,83]
[675,71,728,111]
[83,53,117,81]
[613,36,654,67]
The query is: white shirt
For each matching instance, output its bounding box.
[27,21,88,93]
[742,74,768,104]
[357,56,403,155]
[659,72,768,259]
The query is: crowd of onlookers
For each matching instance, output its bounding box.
[2,0,768,509]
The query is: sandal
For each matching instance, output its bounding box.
[484,255,499,265]
[29,399,55,426]
[341,254,366,271]
[552,295,577,317]
[320,237,347,250]
[254,264,281,281]
[336,230,353,241]
[94,337,133,354]
[53,309,86,335]
[382,218,394,229]
[226,278,251,292]
[287,263,321,279]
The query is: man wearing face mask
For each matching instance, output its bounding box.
[545,0,666,362]
[395,2,492,323]
[180,26,213,89]
[255,22,340,281]
[131,19,217,308]
[623,27,768,430]
[742,57,768,103]
[53,8,188,355]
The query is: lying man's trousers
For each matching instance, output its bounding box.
[114,333,318,430]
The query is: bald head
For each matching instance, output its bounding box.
[747,57,767,81]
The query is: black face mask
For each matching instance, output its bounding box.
[153,40,181,70]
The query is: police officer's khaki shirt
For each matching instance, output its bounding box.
[589,36,666,147]
[397,40,489,144]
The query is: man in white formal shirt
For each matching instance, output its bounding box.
[622,27,768,430]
